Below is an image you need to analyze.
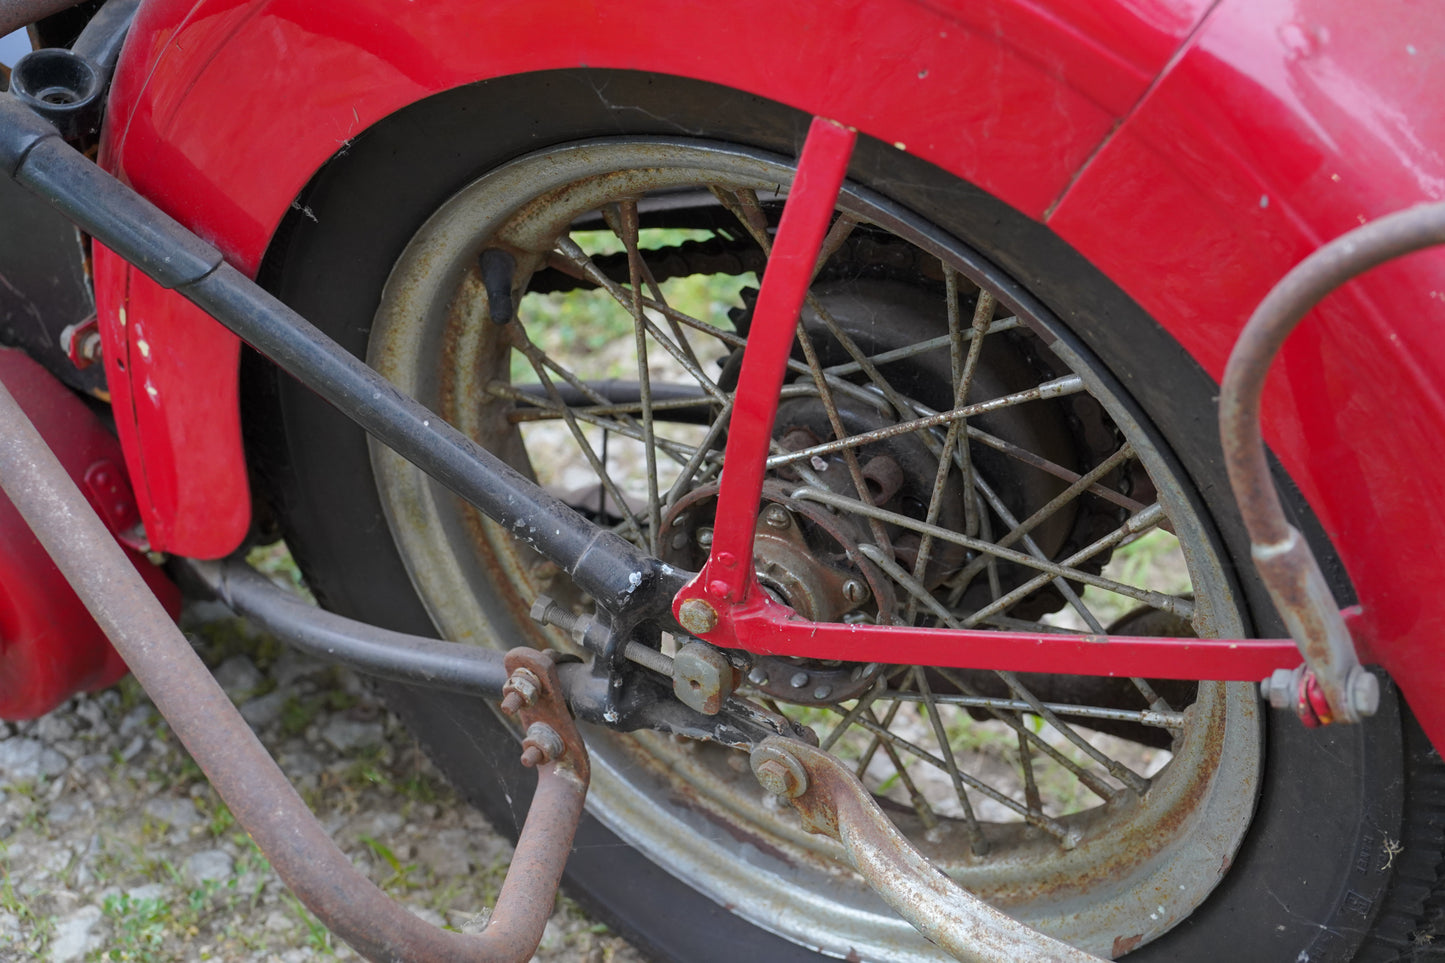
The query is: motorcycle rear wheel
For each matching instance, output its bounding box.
[250,71,1445,962]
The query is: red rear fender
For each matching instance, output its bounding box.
[93,0,1445,741]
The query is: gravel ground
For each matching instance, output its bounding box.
[0,601,648,963]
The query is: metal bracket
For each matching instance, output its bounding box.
[750,738,1103,963]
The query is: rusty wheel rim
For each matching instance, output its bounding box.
[368,139,1261,959]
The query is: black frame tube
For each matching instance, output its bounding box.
[183,558,512,698]
[0,94,684,619]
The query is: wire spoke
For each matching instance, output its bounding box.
[879,687,1184,730]
[614,201,663,551]
[765,376,1086,470]
[855,698,906,780]
[993,670,1152,795]
[869,709,941,832]
[949,472,1107,633]
[488,381,709,467]
[553,236,732,406]
[510,330,646,540]
[806,490,1192,620]
[913,667,986,851]
[906,274,993,622]
[820,319,1021,379]
[963,504,1183,625]
[949,444,1137,596]
[820,678,889,751]
[929,667,1124,803]
[839,705,1077,844]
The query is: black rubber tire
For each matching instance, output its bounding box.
[248,70,1444,962]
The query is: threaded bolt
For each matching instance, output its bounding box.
[520,722,565,768]
[501,667,542,715]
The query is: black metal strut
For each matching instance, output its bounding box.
[0,92,686,628]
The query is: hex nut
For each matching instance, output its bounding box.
[501,667,542,714]
[750,745,808,798]
[520,722,565,767]
[677,597,719,635]
[1258,667,1298,710]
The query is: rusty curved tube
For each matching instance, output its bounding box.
[754,739,1102,963]
[1219,202,1445,721]
[0,376,586,963]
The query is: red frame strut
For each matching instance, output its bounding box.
[671,117,1313,682]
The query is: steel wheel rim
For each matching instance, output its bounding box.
[367,138,1261,960]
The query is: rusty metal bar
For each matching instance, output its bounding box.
[1220,202,1445,723]
[0,375,587,963]
[750,738,1103,963]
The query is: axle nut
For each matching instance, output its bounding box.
[750,744,808,799]
[678,597,719,635]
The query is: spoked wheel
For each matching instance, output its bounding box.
[256,73,1441,963]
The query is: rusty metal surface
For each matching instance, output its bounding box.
[0,376,588,962]
[1219,202,1445,721]
[752,738,1103,963]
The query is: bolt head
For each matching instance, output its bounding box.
[763,506,792,529]
[754,759,792,796]
[1349,668,1381,718]
[789,671,810,689]
[678,598,719,635]
[842,580,868,604]
[696,527,714,547]
[747,666,769,686]
[812,685,832,701]
[750,746,808,798]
